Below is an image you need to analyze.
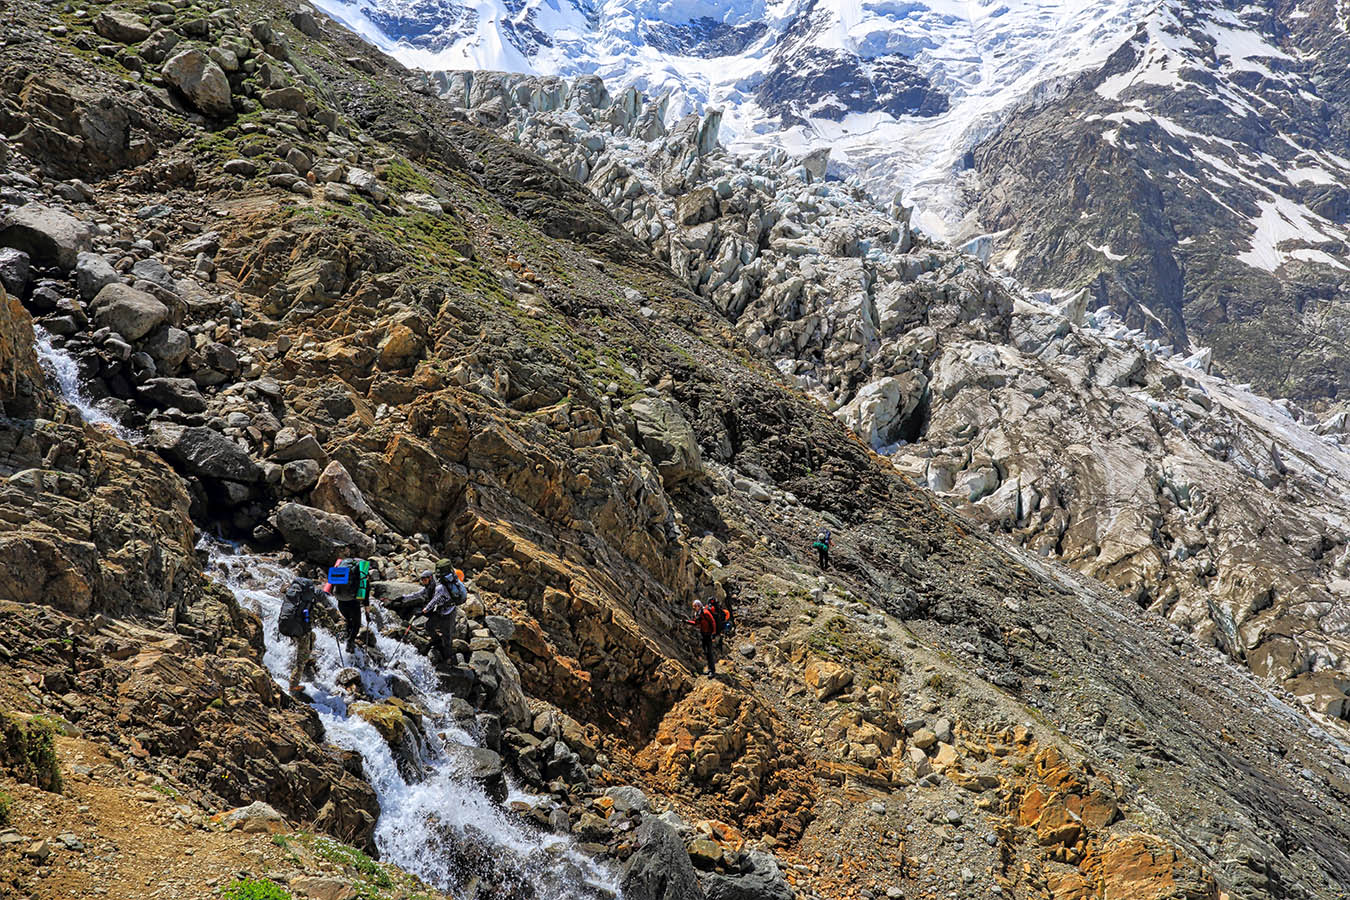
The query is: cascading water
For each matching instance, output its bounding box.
[203,541,623,900]
[33,324,134,439]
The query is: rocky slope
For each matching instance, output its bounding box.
[435,69,1350,731]
[2,3,1350,900]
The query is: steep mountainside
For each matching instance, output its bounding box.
[3,3,1350,900]
[314,0,1350,401]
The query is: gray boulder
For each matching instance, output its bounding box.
[622,817,705,900]
[142,325,190,371]
[273,502,375,564]
[130,257,176,293]
[91,283,168,341]
[94,9,151,43]
[0,248,30,295]
[703,851,795,900]
[75,252,120,300]
[630,396,703,486]
[0,204,92,270]
[162,50,233,118]
[137,377,206,413]
[150,423,261,483]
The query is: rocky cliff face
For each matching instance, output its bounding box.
[3,3,1350,900]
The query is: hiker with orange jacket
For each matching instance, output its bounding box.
[688,600,720,676]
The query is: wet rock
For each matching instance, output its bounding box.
[273,502,375,564]
[161,50,233,118]
[0,203,92,270]
[91,283,168,341]
[443,741,507,802]
[621,817,706,900]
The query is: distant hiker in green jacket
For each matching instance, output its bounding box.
[813,527,832,570]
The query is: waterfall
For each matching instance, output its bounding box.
[203,541,622,900]
[32,325,134,439]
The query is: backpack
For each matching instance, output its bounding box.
[328,559,371,602]
[443,575,467,605]
[278,578,319,637]
[434,558,455,579]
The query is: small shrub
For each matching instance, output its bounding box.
[0,789,11,826]
[0,710,63,793]
[221,878,291,900]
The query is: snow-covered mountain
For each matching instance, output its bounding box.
[309,0,1157,234]
[314,0,1350,400]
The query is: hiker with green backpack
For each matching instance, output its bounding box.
[324,557,373,654]
[388,559,469,663]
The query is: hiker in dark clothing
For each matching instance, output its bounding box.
[812,528,832,570]
[414,569,464,662]
[325,558,372,654]
[278,577,321,695]
[688,600,719,676]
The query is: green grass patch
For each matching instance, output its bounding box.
[379,157,434,195]
[0,789,11,827]
[221,878,291,900]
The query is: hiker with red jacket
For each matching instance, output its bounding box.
[688,600,720,676]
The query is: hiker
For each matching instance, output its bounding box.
[813,527,832,570]
[708,595,733,651]
[325,557,372,654]
[278,576,321,695]
[416,566,465,662]
[688,600,719,676]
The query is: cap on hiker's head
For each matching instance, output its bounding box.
[692,600,703,611]
[420,570,434,581]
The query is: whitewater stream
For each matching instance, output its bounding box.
[29,326,620,897]
[204,544,623,900]
[33,324,136,440]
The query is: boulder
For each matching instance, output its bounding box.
[0,248,30,296]
[273,502,375,564]
[703,851,795,900]
[310,461,373,522]
[91,283,168,341]
[215,801,286,834]
[282,458,322,492]
[136,377,206,413]
[0,204,92,270]
[149,423,261,482]
[261,87,309,115]
[94,9,151,43]
[442,741,507,802]
[621,817,706,900]
[630,396,703,486]
[161,50,233,118]
[75,252,120,300]
[141,326,190,370]
[803,658,852,701]
[289,877,356,900]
